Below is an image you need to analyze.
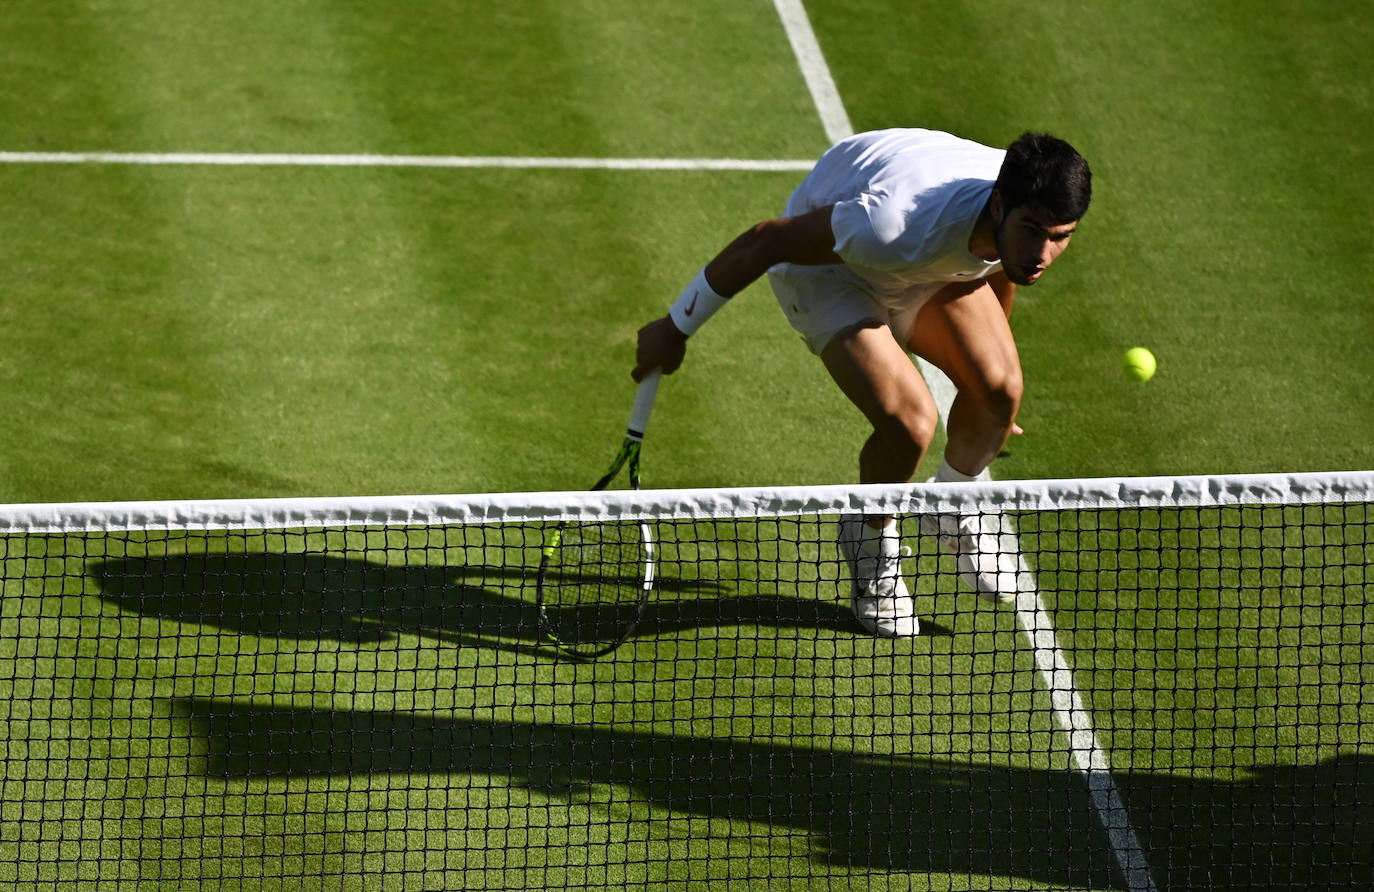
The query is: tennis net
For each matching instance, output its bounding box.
[1,471,1371,891]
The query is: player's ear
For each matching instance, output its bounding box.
[988,188,1006,225]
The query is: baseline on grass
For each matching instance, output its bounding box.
[536,370,662,658]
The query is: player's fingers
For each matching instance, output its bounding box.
[633,358,675,382]
[1011,423,1024,435]
[632,358,669,381]
[632,348,659,381]
[632,341,653,381]
[632,316,687,381]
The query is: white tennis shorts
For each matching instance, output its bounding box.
[767,264,946,355]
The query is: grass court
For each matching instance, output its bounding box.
[1,1,1371,889]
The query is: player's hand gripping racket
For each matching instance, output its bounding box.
[536,371,661,657]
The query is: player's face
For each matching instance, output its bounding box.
[994,205,1078,286]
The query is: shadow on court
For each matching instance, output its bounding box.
[89,551,857,654]
[165,696,1373,890]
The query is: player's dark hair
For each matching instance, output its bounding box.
[996,132,1092,223]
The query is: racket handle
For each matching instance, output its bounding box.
[627,370,662,441]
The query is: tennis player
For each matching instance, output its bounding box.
[632,128,1091,637]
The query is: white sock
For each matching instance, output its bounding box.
[860,517,896,555]
[935,459,979,483]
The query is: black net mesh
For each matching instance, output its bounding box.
[0,491,1370,890]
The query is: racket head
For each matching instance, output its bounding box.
[537,373,662,658]
[536,515,654,658]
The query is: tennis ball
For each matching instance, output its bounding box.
[1122,347,1157,382]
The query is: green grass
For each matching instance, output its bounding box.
[0,0,1372,889]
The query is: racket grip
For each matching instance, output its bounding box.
[627,369,661,441]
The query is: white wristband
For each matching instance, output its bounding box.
[668,267,729,337]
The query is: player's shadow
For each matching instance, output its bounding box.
[88,551,857,654]
[166,696,1373,891]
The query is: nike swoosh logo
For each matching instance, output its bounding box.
[684,290,699,316]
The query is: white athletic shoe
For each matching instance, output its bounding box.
[917,510,1024,603]
[838,514,919,637]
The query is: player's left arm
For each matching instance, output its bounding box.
[988,270,1016,320]
[984,270,1023,434]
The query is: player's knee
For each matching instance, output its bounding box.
[874,406,937,463]
[974,363,1023,426]
[995,367,1023,421]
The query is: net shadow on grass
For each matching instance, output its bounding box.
[169,695,1119,889]
[88,552,857,654]
[167,696,1374,890]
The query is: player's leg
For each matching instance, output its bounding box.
[769,264,942,484]
[902,275,1024,602]
[821,322,938,636]
[905,276,1022,478]
[769,265,932,635]
[821,321,941,486]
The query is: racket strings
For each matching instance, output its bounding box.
[541,519,653,648]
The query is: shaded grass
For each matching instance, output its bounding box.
[2,522,1085,890]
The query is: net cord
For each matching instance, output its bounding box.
[1,469,1370,534]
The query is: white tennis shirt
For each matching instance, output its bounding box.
[782,128,1006,302]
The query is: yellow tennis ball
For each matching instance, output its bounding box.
[1122,347,1157,382]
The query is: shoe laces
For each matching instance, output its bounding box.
[858,542,910,597]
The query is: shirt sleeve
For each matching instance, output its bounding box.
[830,191,911,271]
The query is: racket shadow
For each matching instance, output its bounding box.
[633,588,857,637]
[533,581,856,654]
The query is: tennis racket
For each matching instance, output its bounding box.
[536,370,661,657]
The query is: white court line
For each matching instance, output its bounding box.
[770,0,853,144]
[770,0,960,411]
[0,151,813,172]
[772,3,1156,889]
[1010,569,1158,891]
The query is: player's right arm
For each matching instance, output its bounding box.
[699,204,842,295]
[632,204,840,381]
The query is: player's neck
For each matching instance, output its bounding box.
[967,200,1000,262]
